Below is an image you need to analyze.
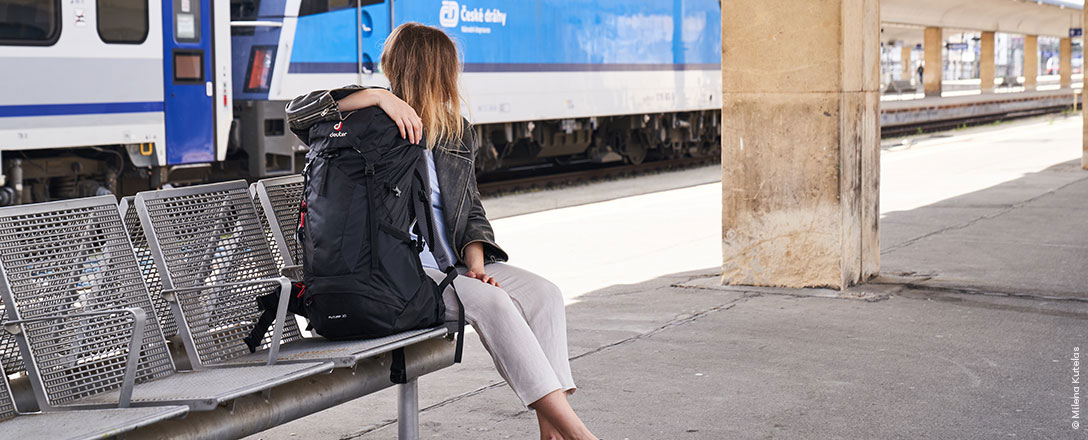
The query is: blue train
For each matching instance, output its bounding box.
[0,0,722,204]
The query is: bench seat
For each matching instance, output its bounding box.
[223,326,448,367]
[1,405,189,440]
[73,362,333,411]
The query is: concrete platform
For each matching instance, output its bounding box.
[247,113,1086,439]
[881,88,1079,127]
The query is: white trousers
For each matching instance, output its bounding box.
[424,263,576,407]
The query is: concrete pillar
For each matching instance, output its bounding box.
[721,0,880,289]
[980,31,995,93]
[1024,35,1038,91]
[1061,37,1073,89]
[901,45,912,81]
[923,27,943,97]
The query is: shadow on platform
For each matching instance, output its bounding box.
[878,158,1088,298]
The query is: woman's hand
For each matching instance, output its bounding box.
[463,242,499,287]
[338,89,423,144]
[375,90,423,144]
[465,266,499,287]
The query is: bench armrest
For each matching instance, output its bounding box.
[280,265,303,280]
[4,308,148,408]
[162,277,292,366]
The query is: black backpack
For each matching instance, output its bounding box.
[247,107,465,380]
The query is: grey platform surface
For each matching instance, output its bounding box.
[2,405,188,440]
[226,327,448,367]
[77,362,333,410]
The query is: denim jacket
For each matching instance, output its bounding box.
[286,86,509,266]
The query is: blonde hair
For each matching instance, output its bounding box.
[381,22,464,149]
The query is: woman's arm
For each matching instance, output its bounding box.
[285,87,423,144]
[458,127,509,287]
[338,89,424,144]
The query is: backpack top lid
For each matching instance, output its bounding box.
[306,107,421,159]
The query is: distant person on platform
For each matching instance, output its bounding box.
[917,64,924,85]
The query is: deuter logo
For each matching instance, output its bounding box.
[439,1,459,27]
[327,314,347,320]
[329,121,347,137]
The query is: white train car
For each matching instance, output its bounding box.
[0,0,722,204]
[0,0,231,203]
[233,0,723,171]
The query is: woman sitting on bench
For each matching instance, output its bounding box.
[289,23,598,440]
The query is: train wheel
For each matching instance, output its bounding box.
[622,135,648,165]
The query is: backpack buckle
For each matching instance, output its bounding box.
[364,164,375,175]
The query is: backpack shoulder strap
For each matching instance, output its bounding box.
[410,151,466,363]
[436,266,465,363]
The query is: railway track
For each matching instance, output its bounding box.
[478,156,719,196]
[881,102,1078,137]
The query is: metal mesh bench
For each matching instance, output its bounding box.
[0,360,188,440]
[118,196,177,339]
[0,196,333,413]
[884,79,917,94]
[130,182,310,368]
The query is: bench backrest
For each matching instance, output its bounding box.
[133,181,303,366]
[0,196,175,407]
[251,175,304,268]
[119,197,178,339]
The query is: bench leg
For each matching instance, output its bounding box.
[398,379,420,440]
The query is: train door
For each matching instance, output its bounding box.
[162,0,215,164]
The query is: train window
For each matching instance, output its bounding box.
[244,46,277,92]
[299,0,382,17]
[174,0,201,42]
[0,0,61,46]
[174,50,204,83]
[97,0,149,44]
[231,0,261,20]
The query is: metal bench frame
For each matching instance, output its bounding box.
[0,196,333,413]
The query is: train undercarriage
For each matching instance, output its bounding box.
[0,107,722,205]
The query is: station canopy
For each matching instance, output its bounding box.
[882,0,1083,45]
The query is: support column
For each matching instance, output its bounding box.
[901,45,912,81]
[721,0,880,289]
[924,27,943,97]
[1024,35,1038,91]
[1061,37,1073,89]
[980,31,995,93]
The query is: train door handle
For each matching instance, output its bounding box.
[205,81,213,97]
